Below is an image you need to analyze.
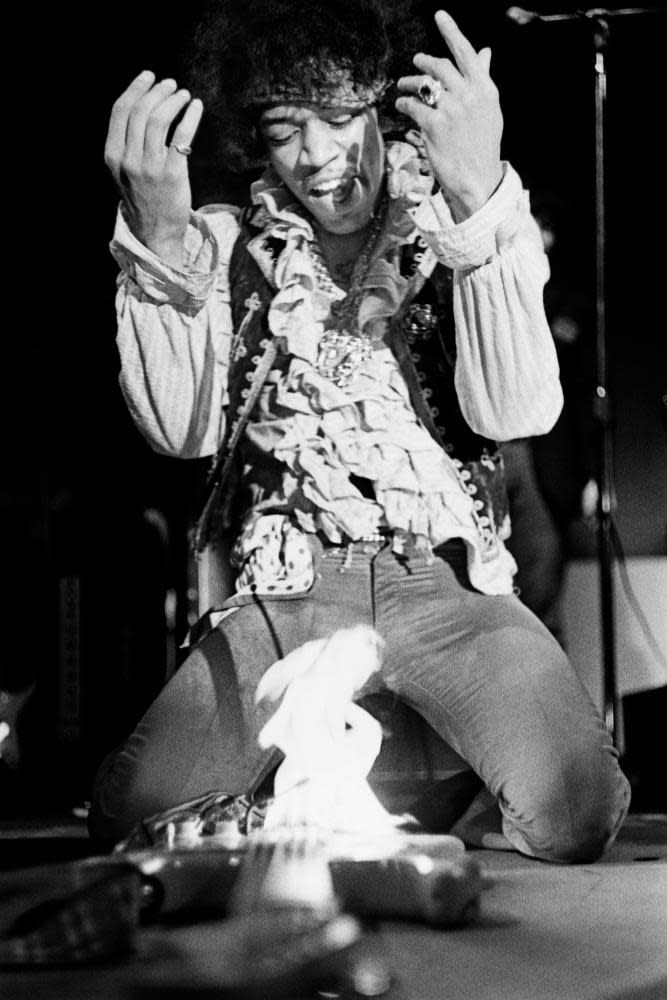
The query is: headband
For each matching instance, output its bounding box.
[242,58,390,111]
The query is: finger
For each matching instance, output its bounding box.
[397,74,432,98]
[410,56,464,93]
[144,88,192,160]
[404,128,425,149]
[396,84,456,119]
[125,78,178,160]
[167,98,204,157]
[105,70,155,172]
[397,76,444,104]
[400,62,462,96]
[434,9,480,79]
[478,47,492,73]
[395,95,435,130]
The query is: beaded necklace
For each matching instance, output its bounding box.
[310,195,388,389]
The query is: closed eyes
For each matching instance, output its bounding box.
[264,114,356,147]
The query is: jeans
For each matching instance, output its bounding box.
[90,539,630,861]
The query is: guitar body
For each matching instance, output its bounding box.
[120,832,483,928]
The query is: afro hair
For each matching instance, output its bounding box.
[185,0,437,172]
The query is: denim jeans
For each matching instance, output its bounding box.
[90,540,630,860]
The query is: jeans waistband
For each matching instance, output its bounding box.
[318,530,389,550]
[318,533,469,576]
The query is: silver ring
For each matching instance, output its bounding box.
[417,77,442,108]
[170,143,192,156]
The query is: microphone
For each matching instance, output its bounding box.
[505,6,591,24]
[506,6,666,26]
[505,6,541,24]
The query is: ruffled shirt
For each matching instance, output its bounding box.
[111,143,563,597]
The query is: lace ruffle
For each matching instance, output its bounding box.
[246,348,478,551]
[231,142,515,595]
[250,142,434,360]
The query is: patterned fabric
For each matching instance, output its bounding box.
[112,156,561,465]
[231,513,316,597]
[0,860,141,967]
[197,146,517,596]
[242,58,388,111]
[112,144,562,596]
[387,271,512,560]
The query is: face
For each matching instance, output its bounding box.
[259,104,385,235]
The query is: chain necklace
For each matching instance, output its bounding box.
[309,195,387,389]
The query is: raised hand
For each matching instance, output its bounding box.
[104,70,204,266]
[396,10,503,221]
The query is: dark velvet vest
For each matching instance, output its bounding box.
[196,215,509,561]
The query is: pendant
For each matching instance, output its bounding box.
[317,329,372,389]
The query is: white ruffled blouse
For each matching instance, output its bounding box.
[111,142,563,596]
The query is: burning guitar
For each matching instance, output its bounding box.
[0,631,484,991]
[115,628,483,995]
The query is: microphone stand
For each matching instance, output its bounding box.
[506,6,665,750]
[590,15,620,751]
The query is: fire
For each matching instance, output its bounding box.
[255,626,400,836]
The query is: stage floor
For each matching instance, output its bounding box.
[2,814,666,1000]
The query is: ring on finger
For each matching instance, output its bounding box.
[170,143,192,156]
[417,76,442,108]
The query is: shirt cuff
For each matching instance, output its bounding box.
[110,207,219,307]
[409,163,529,270]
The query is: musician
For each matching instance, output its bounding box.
[91,0,629,859]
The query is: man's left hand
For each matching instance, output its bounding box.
[396,9,503,221]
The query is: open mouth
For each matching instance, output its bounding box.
[307,175,357,203]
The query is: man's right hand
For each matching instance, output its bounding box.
[104,71,204,267]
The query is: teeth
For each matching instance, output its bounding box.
[310,178,345,195]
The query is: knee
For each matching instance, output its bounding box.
[87,740,154,847]
[510,761,631,864]
[549,778,630,863]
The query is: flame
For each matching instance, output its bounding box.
[256,625,400,836]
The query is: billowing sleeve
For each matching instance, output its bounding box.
[411,163,563,441]
[111,204,241,458]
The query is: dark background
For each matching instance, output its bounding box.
[3,1,666,812]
